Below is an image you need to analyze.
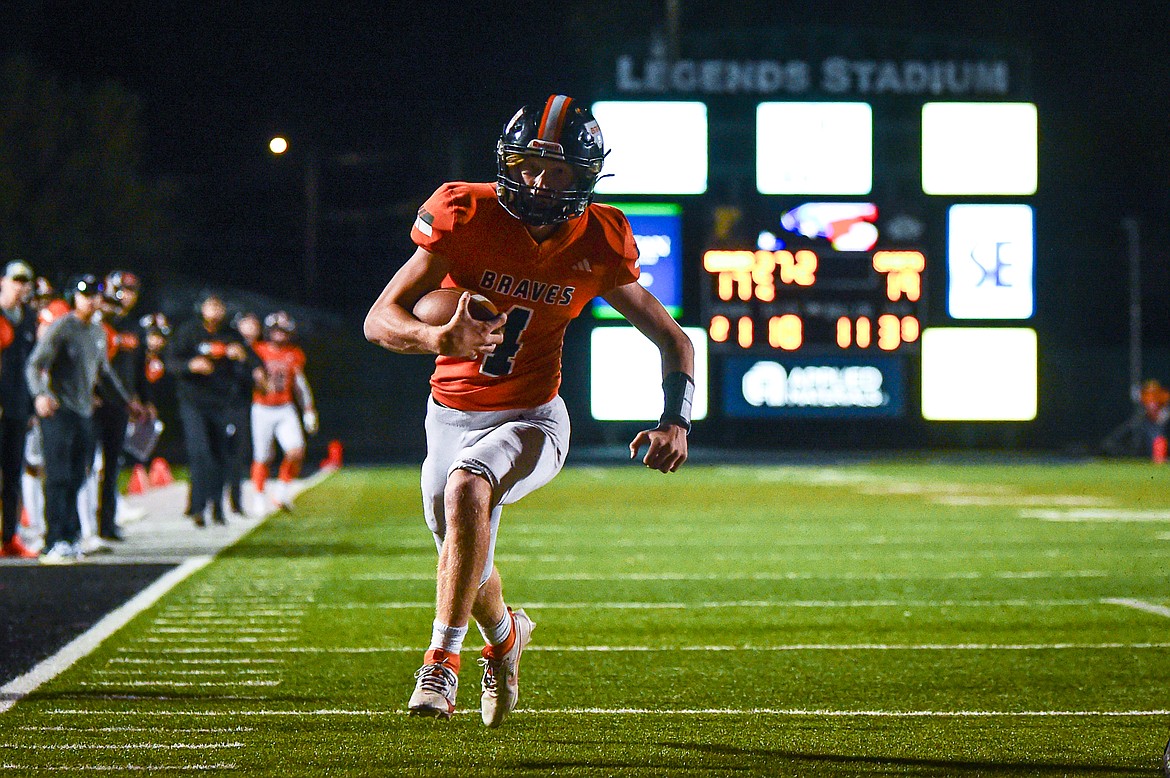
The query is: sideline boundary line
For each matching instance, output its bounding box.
[0,469,336,715]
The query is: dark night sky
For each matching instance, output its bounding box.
[2,1,1168,337]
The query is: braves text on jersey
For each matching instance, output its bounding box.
[411,182,640,411]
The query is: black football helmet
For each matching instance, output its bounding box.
[496,95,607,226]
[264,310,296,337]
[64,274,102,306]
[104,270,141,308]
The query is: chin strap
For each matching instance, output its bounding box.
[659,371,695,435]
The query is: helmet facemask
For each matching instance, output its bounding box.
[495,95,607,227]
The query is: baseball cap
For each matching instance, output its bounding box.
[69,274,102,297]
[4,261,34,281]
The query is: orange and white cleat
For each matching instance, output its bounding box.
[478,608,534,728]
[408,649,459,720]
[1,535,39,558]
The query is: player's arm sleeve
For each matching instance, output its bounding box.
[597,207,641,292]
[0,317,14,350]
[410,183,479,253]
[293,370,315,412]
[25,321,63,400]
[163,325,189,375]
[133,327,150,399]
[244,335,263,373]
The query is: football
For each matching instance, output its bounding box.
[412,287,499,325]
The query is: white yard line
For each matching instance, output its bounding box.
[152,615,303,623]
[93,669,277,676]
[106,658,280,665]
[42,707,1170,718]
[157,611,306,620]
[514,708,1170,717]
[934,495,1114,506]
[323,598,1109,610]
[1025,509,1170,521]
[1104,598,1170,619]
[146,628,298,635]
[348,570,1110,582]
[23,726,254,733]
[113,641,1170,654]
[1,765,237,772]
[77,681,280,688]
[6,743,243,750]
[138,636,296,644]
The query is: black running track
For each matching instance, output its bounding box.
[0,564,175,684]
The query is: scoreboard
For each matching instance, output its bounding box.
[589,29,1037,429]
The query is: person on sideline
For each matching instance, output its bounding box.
[166,292,260,527]
[0,261,39,557]
[26,275,142,563]
[227,311,262,515]
[93,270,148,541]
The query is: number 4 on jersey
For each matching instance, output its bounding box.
[481,306,533,377]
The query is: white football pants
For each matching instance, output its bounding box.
[421,394,570,585]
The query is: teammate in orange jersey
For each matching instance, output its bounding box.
[249,311,317,514]
[365,95,694,726]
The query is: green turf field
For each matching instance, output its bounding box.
[3,461,1169,776]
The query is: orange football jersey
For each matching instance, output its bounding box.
[412,182,639,411]
[253,340,306,407]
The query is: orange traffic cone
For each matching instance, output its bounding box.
[127,464,149,495]
[319,440,343,470]
[148,457,174,487]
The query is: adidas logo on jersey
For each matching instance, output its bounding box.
[571,258,593,273]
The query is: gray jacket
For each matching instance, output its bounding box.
[26,314,132,418]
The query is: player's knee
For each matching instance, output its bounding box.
[445,467,492,503]
[443,468,492,526]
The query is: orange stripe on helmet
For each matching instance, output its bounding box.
[537,95,574,143]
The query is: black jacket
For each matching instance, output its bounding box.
[0,304,39,421]
[165,319,259,408]
[98,310,150,407]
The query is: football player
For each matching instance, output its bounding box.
[227,312,262,515]
[94,270,149,541]
[365,95,694,726]
[249,311,317,514]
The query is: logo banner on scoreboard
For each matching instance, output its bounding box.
[594,202,683,319]
[723,355,904,418]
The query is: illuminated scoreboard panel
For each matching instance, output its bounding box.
[701,248,925,355]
